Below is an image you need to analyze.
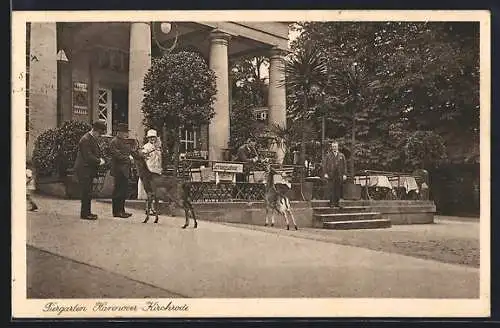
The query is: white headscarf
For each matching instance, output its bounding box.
[142,133,162,175]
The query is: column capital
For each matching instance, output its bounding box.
[269,47,287,60]
[209,29,231,46]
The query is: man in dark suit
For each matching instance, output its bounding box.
[110,123,133,218]
[236,138,259,182]
[74,120,107,220]
[323,141,347,207]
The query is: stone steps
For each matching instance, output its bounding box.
[314,211,382,222]
[312,206,392,230]
[323,219,392,230]
[312,206,373,214]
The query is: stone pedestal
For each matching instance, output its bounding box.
[208,30,231,161]
[268,47,287,130]
[128,22,151,140]
[28,23,58,157]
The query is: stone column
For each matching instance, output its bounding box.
[128,22,151,140]
[268,47,287,129]
[208,30,231,161]
[27,23,58,158]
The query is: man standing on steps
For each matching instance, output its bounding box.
[74,120,107,220]
[110,123,133,218]
[323,141,347,208]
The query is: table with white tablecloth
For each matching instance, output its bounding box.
[355,175,393,189]
[389,176,419,193]
[354,174,420,200]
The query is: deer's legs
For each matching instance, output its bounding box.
[287,210,298,230]
[153,196,160,223]
[181,207,189,229]
[283,211,290,230]
[264,206,270,226]
[284,198,297,230]
[143,196,151,223]
[189,203,198,229]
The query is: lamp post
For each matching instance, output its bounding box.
[310,84,327,165]
[350,62,359,179]
[149,22,180,174]
[56,49,69,126]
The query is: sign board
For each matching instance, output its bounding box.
[212,162,243,173]
[217,172,235,182]
[73,82,88,115]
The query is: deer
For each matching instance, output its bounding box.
[262,159,298,230]
[129,140,197,228]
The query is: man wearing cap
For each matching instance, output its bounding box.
[110,123,133,218]
[74,120,107,220]
[236,138,259,182]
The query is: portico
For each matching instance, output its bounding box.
[26,22,290,160]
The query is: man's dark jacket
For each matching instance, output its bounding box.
[110,136,131,178]
[237,144,258,162]
[323,151,347,179]
[74,132,102,178]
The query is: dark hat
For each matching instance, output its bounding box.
[92,120,107,133]
[116,123,129,132]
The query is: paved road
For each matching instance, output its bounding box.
[26,196,479,299]
[27,245,183,298]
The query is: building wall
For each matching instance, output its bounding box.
[28,22,287,159]
[27,23,58,158]
[68,46,129,129]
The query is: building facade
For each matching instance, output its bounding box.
[26,22,289,160]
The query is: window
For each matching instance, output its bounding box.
[179,127,199,153]
[254,111,267,121]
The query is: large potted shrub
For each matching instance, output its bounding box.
[32,121,92,197]
[32,127,61,181]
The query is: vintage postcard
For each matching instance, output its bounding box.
[12,10,490,318]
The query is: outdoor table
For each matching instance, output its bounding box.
[389,176,419,193]
[354,175,394,200]
[355,175,393,189]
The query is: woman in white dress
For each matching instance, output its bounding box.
[137,129,163,210]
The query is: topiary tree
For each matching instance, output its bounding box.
[141,51,217,174]
[32,120,97,178]
[32,128,60,177]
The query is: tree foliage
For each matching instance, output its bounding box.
[142,51,217,130]
[290,21,479,170]
[284,43,329,168]
[141,51,217,171]
[229,56,268,150]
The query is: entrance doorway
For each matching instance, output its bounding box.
[97,87,128,135]
[111,88,128,134]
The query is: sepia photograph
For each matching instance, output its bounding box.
[11,10,490,318]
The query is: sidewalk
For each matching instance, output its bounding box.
[435,215,480,222]
[26,195,480,298]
